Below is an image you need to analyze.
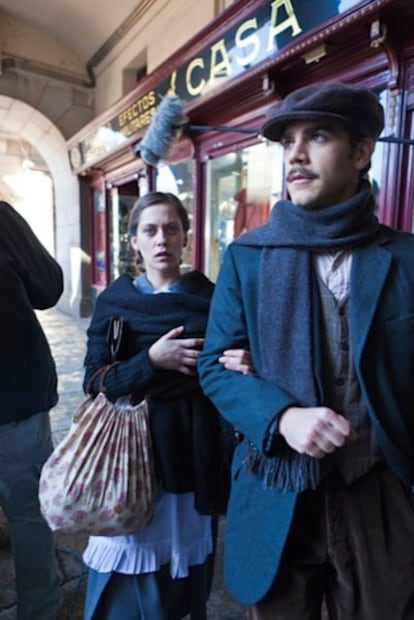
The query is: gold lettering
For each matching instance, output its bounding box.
[268,0,302,51]
[168,72,177,95]
[118,110,128,127]
[119,108,156,137]
[125,107,134,122]
[209,39,233,83]
[147,90,156,107]
[118,91,156,127]
[235,18,260,67]
[186,57,206,97]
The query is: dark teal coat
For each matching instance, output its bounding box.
[198,224,414,605]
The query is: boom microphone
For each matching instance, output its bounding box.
[134,94,414,166]
[136,95,186,165]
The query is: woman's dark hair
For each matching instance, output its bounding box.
[128,192,190,237]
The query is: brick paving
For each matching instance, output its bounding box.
[0,308,246,620]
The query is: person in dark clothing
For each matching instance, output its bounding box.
[198,82,414,619]
[82,191,250,620]
[0,201,63,619]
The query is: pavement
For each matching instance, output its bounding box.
[0,308,246,620]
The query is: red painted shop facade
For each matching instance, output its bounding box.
[67,0,414,299]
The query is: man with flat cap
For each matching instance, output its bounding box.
[198,82,414,619]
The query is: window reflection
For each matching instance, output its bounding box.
[205,141,283,280]
[368,88,386,214]
[109,181,139,281]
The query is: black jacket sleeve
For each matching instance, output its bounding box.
[0,201,63,308]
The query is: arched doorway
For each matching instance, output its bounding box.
[0,96,87,316]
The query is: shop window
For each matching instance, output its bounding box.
[155,159,195,272]
[205,141,284,281]
[400,106,414,233]
[368,89,386,214]
[109,180,140,280]
[93,184,107,287]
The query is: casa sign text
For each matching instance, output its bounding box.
[69,0,350,171]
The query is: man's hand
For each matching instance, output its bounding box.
[218,349,253,375]
[148,326,204,375]
[278,406,352,458]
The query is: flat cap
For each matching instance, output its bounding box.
[261,82,384,141]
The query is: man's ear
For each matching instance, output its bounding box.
[353,137,375,172]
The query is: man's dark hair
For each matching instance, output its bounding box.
[314,118,372,178]
[346,125,372,178]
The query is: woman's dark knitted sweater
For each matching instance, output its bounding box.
[84,271,228,515]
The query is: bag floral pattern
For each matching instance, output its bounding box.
[39,392,156,536]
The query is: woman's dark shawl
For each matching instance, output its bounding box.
[84,270,229,514]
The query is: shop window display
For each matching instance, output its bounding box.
[205,141,284,281]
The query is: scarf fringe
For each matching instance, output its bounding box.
[242,442,320,492]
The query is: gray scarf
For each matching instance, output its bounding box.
[236,181,380,491]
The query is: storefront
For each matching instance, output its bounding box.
[67,0,414,298]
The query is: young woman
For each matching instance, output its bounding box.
[82,191,250,620]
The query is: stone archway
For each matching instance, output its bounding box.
[0,96,86,317]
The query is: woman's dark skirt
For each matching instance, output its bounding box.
[84,552,215,620]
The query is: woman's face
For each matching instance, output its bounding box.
[130,203,187,285]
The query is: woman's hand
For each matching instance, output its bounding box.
[218,349,253,375]
[148,326,204,375]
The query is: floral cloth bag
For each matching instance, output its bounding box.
[39,364,156,536]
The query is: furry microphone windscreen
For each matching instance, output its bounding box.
[138,94,185,165]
